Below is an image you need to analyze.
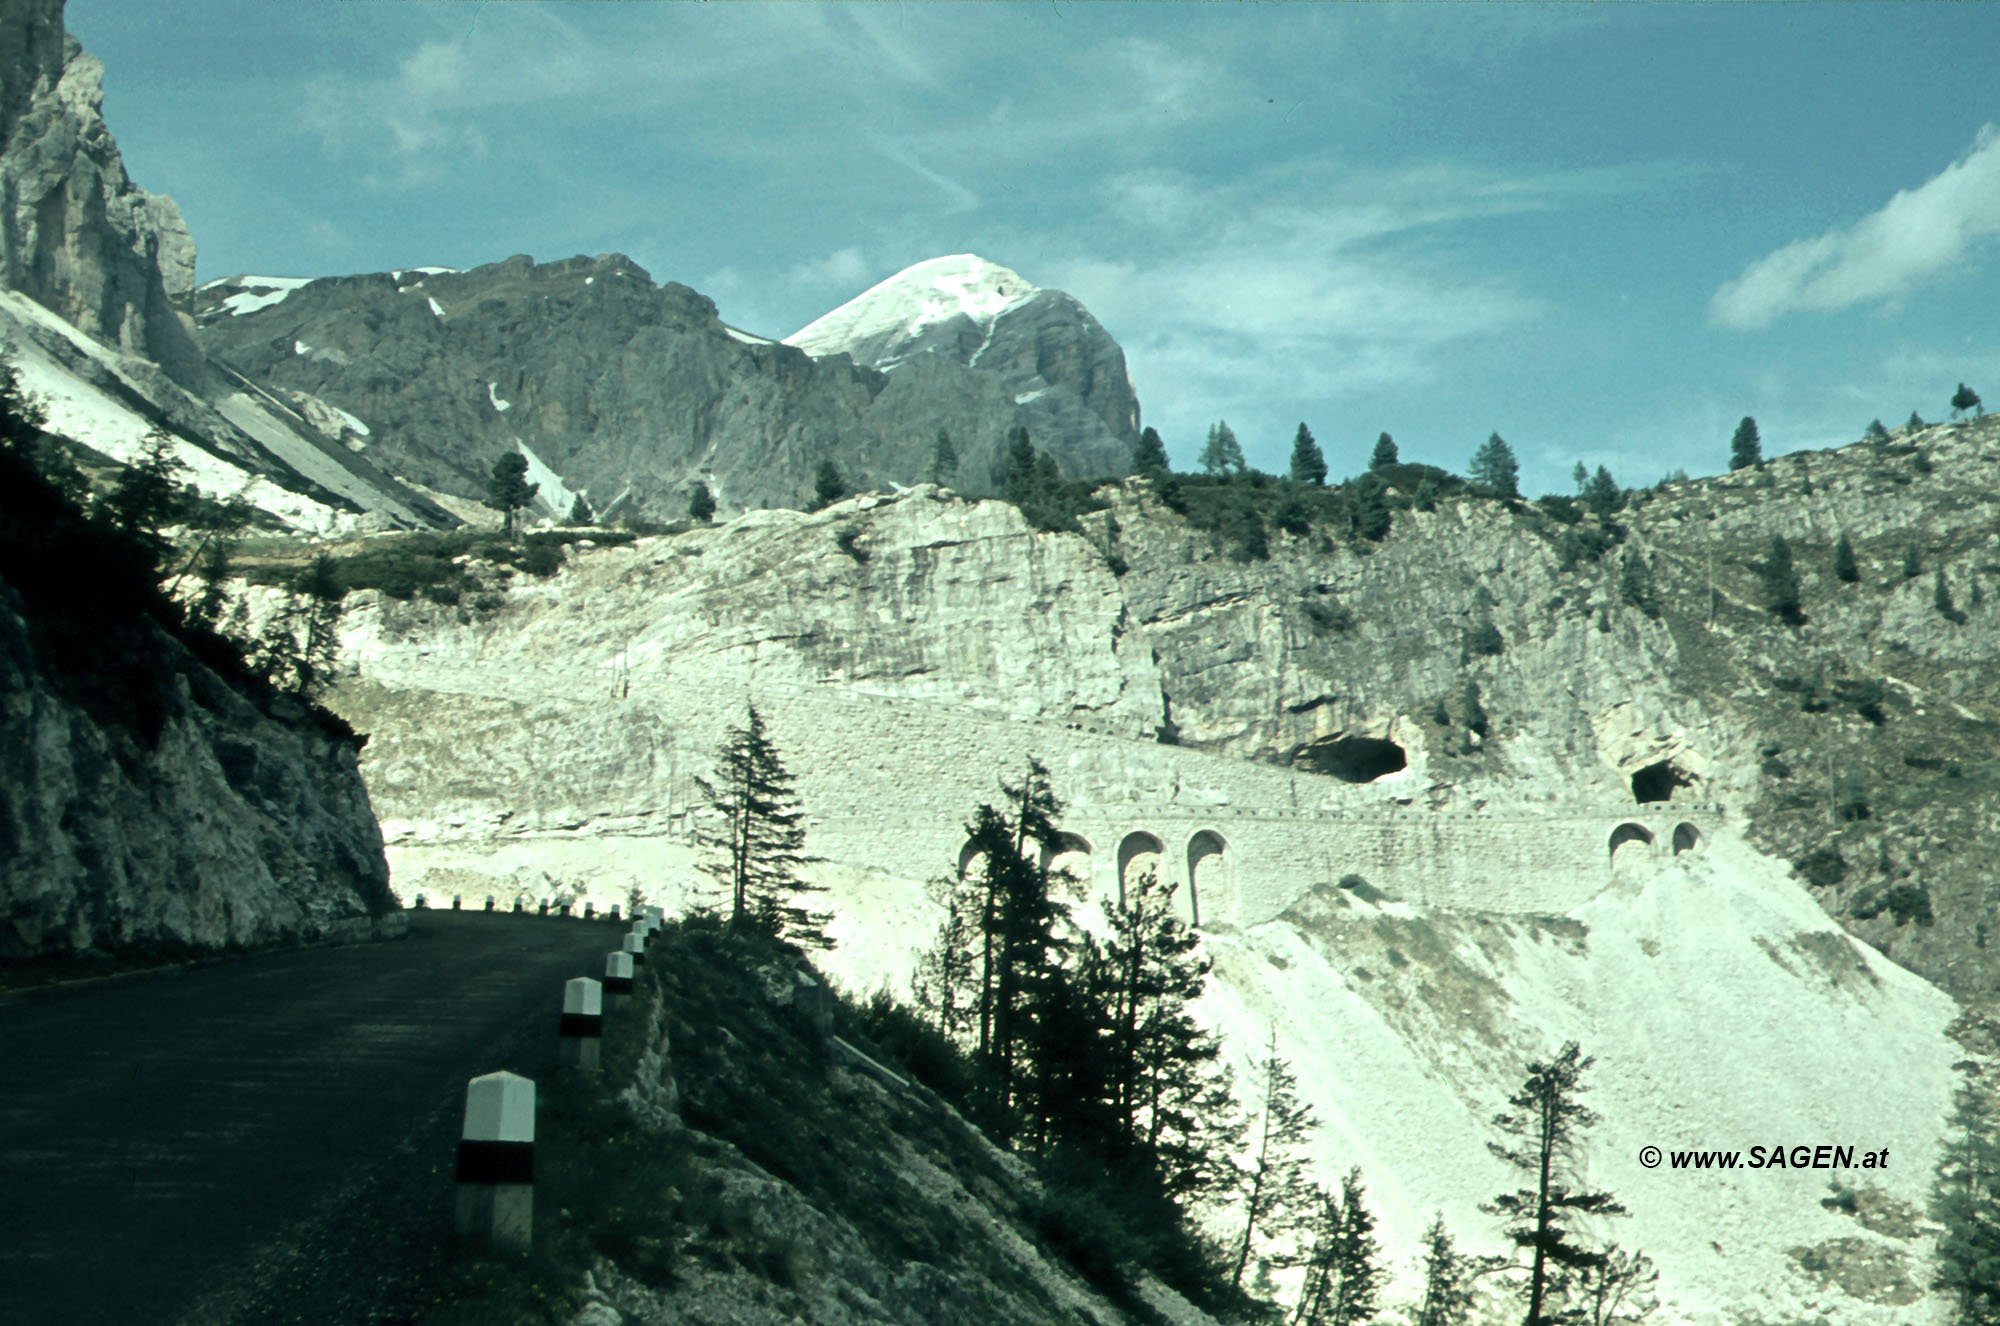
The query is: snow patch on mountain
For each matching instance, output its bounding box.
[488,382,512,413]
[784,254,1036,361]
[202,275,314,318]
[515,439,582,518]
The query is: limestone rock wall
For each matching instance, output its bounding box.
[0,0,200,380]
[0,584,395,960]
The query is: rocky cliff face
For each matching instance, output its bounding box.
[194,253,1137,523]
[0,582,396,962]
[0,0,199,381]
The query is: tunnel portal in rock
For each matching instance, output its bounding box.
[1045,832,1093,886]
[1300,736,1408,784]
[1631,760,1691,804]
[1672,822,1702,855]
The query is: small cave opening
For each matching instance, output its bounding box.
[1300,735,1408,784]
[1631,760,1692,805]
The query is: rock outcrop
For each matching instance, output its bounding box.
[194,252,1137,522]
[0,0,199,380]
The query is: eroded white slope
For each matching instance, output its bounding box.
[784,254,1036,362]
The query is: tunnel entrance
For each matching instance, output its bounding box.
[1631,760,1691,805]
[1672,823,1702,855]
[1299,736,1408,783]
[1609,822,1656,868]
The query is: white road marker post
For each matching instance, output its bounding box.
[622,930,646,968]
[604,950,635,1002]
[453,1071,535,1254]
[558,977,604,1071]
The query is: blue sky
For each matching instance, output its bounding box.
[67,0,2000,494]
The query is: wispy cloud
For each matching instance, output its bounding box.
[1711,125,2000,330]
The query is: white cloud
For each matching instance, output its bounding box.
[1712,125,2000,330]
[789,247,871,292]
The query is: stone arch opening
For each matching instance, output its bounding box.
[1298,735,1408,783]
[1672,822,1702,855]
[1116,831,1165,909]
[1045,831,1094,889]
[1631,760,1691,805]
[1609,822,1656,869]
[956,840,985,880]
[1185,830,1229,929]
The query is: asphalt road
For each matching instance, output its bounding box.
[0,911,624,1325]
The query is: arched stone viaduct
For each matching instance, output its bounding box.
[811,805,1724,931]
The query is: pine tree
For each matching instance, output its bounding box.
[1350,474,1391,543]
[1910,410,1929,432]
[255,554,346,700]
[688,482,716,522]
[1414,1213,1478,1326]
[1834,532,1859,583]
[1290,423,1328,486]
[484,451,538,539]
[1865,419,1891,444]
[1370,433,1399,473]
[693,704,829,948]
[1293,1167,1381,1326]
[1470,433,1520,499]
[1729,416,1762,470]
[1582,465,1623,519]
[1133,425,1170,476]
[1485,1042,1628,1326]
[1953,383,1984,420]
[1573,1245,1660,1326]
[1932,1062,2000,1321]
[1200,420,1247,477]
[1461,679,1488,742]
[914,871,984,1044]
[1762,534,1802,623]
[813,458,847,511]
[1001,425,1039,503]
[568,491,594,525]
[1231,1031,1319,1289]
[930,428,960,486]
[105,427,190,572]
[1618,552,1660,619]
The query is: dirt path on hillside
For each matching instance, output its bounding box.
[0,911,623,1325]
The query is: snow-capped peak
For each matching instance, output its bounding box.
[783,254,1037,360]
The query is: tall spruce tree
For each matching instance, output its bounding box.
[1133,425,1171,476]
[1485,1042,1628,1326]
[1231,1031,1320,1289]
[1414,1213,1478,1326]
[813,458,848,510]
[1370,433,1399,473]
[693,704,829,948]
[1201,420,1247,477]
[688,482,716,522]
[1293,1167,1382,1326]
[1618,552,1660,619]
[1470,433,1520,499]
[1762,534,1802,623]
[929,428,959,486]
[1290,423,1328,486]
[105,427,192,573]
[484,451,538,538]
[1582,465,1623,518]
[1729,416,1762,470]
[914,870,984,1044]
[1834,532,1859,583]
[1933,1061,2000,1321]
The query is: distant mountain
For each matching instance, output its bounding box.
[785,254,1140,451]
[195,252,1139,523]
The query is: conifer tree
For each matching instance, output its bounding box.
[1371,433,1399,473]
[1573,1245,1660,1326]
[693,704,829,948]
[1729,416,1762,470]
[1865,419,1891,444]
[1953,383,1984,420]
[930,427,959,486]
[1133,425,1170,476]
[688,482,716,522]
[484,451,538,539]
[1201,420,1247,477]
[106,427,190,572]
[1762,534,1802,623]
[1294,1167,1382,1326]
[1350,473,1391,543]
[1932,1061,2000,1321]
[1470,433,1520,499]
[1231,1031,1319,1289]
[1910,410,1928,432]
[1618,552,1660,619]
[1290,423,1328,486]
[813,458,848,511]
[568,491,594,525]
[1834,532,1859,583]
[1461,679,1488,744]
[1414,1213,1478,1326]
[1582,465,1623,518]
[914,871,984,1044]
[1485,1042,1628,1326]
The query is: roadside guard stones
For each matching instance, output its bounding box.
[604,950,634,999]
[622,931,646,966]
[559,977,604,1071]
[455,1071,535,1253]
